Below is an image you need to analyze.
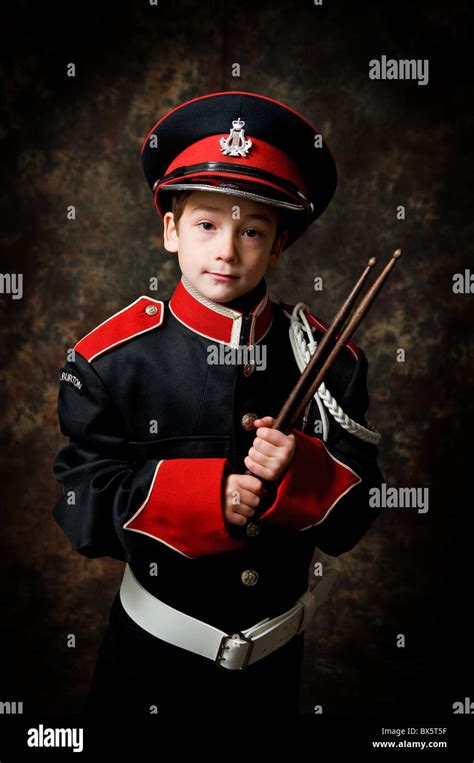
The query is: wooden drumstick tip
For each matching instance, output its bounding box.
[393,249,402,258]
[368,257,377,267]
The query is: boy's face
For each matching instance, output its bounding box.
[163,190,287,303]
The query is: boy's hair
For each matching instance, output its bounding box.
[170,190,288,241]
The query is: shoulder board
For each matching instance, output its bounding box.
[280,301,360,361]
[74,296,164,362]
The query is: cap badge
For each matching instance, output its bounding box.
[219,118,252,157]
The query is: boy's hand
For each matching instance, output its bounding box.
[223,472,269,526]
[222,417,296,527]
[244,416,296,482]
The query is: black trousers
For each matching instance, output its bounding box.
[85,590,305,719]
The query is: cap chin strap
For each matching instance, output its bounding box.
[288,303,382,445]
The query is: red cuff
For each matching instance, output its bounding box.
[259,429,361,530]
[123,458,243,558]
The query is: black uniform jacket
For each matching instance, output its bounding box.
[52,275,385,634]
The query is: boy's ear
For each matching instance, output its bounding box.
[269,230,288,266]
[163,211,179,253]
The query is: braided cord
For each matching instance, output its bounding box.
[288,303,382,445]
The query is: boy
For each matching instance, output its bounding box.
[52,91,384,718]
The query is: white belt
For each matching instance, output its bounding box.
[119,563,338,671]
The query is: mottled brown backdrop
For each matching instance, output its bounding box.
[0,0,472,719]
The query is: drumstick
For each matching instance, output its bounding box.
[277,249,402,435]
[272,256,378,435]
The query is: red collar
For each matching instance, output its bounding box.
[169,275,273,347]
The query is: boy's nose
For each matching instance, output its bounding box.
[216,234,239,261]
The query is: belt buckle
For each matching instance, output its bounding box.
[215,632,254,671]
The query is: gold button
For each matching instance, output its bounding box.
[145,304,158,316]
[246,522,261,538]
[241,412,258,430]
[243,362,255,377]
[241,569,259,587]
[241,569,259,586]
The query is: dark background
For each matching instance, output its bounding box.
[0,0,472,720]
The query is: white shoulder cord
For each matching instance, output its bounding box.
[288,302,382,445]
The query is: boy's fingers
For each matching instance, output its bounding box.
[254,416,274,426]
[250,438,275,456]
[228,502,255,518]
[244,457,272,481]
[233,473,266,493]
[239,505,256,517]
[226,513,247,527]
[255,427,287,445]
[232,488,260,508]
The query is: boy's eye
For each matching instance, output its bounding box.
[198,221,215,231]
[242,228,261,238]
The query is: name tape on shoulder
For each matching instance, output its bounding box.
[59,367,85,394]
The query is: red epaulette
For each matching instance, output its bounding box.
[280,301,360,361]
[74,296,164,363]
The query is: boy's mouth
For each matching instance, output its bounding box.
[205,271,239,281]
